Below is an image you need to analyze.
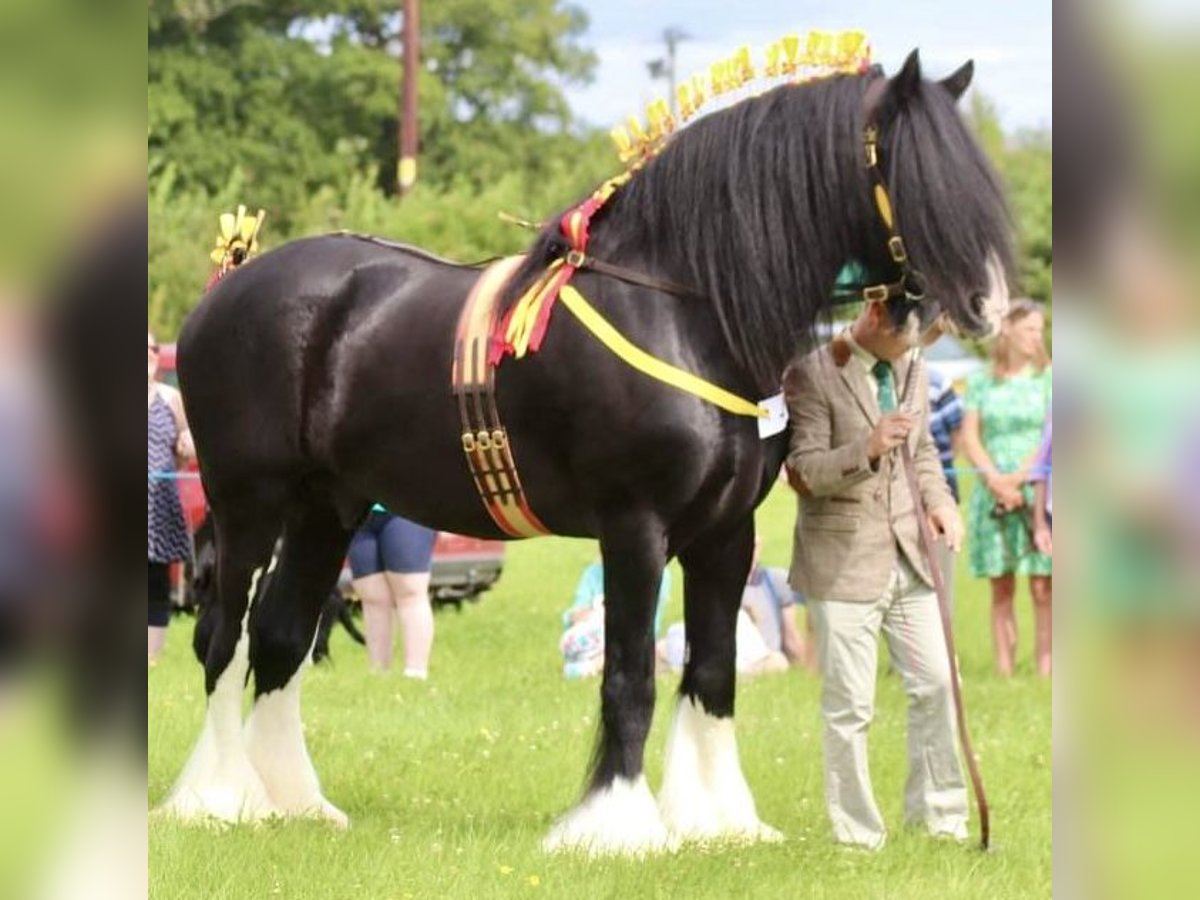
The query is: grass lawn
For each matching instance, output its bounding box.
[149,483,1051,899]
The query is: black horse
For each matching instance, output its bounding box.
[160,52,1012,853]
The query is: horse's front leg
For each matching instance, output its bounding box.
[659,516,782,844]
[543,508,673,856]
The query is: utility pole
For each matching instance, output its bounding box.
[646,27,689,116]
[398,0,420,197]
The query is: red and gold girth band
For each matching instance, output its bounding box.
[451,256,551,539]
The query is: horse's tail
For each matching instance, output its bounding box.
[204,204,265,291]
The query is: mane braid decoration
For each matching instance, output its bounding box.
[492,30,875,385]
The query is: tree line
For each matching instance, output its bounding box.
[149,0,1051,338]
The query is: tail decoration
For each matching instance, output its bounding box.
[610,29,872,165]
[205,204,265,290]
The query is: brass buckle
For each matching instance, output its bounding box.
[461,432,476,452]
[565,249,586,268]
[862,283,891,303]
[490,429,506,450]
[887,236,907,263]
[475,429,492,451]
[863,126,878,167]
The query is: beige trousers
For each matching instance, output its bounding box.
[808,557,967,848]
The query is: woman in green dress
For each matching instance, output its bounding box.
[962,300,1052,677]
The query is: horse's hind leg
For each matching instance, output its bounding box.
[244,496,354,826]
[159,487,285,823]
[659,517,781,844]
[543,510,672,856]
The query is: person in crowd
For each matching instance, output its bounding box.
[657,534,810,677]
[926,366,966,613]
[1030,418,1053,557]
[349,506,437,678]
[736,535,812,670]
[561,558,670,679]
[784,299,967,850]
[148,331,195,665]
[961,300,1052,677]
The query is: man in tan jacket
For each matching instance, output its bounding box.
[784,301,967,849]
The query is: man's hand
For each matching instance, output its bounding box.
[867,412,916,461]
[928,505,964,553]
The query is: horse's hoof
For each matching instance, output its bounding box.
[542,776,676,857]
[155,782,280,825]
[311,800,350,829]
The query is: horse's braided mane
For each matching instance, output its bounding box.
[502,68,1013,394]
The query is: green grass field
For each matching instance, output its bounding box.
[149,483,1051,899]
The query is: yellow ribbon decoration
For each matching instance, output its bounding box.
[557,284,766,419]
[502,259,565,359]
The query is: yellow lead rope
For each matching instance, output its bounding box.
[557,284,767,419]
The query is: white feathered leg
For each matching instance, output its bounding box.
[158,571,278,823]
[658,695,782,844]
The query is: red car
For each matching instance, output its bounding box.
[157,343,505,607]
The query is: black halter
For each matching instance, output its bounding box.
[859,124,928,305]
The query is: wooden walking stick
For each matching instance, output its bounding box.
[898,352,991,850]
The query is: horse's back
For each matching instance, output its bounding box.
[177,234,474,494]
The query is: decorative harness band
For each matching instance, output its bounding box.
[451,256,551,538]
[452,254,768,538]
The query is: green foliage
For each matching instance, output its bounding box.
[148,130,617,338]
[970,94,1052,305]
[148,0,612,339]
[149,0,597,214]
[1003,135,1053,305]
[148,3,1053,339]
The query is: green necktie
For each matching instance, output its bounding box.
[871,360,896,412]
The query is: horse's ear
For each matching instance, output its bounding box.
[940,59,974,101]
[890,49,923,101]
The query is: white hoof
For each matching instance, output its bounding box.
[542,776,676,857]
[658,696,783,845]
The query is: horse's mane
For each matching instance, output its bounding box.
[503,68,1011,394]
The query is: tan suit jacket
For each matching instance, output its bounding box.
[784,336,956,602]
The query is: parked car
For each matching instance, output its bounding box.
[157,344,505,609]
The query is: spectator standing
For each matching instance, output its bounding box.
[349,506,437,678]
[927,366,966,612]
[961,300,1052,677]
[1030,419,1053,557]
[148,332,194,664]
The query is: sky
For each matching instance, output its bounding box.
[560,0,1052,134]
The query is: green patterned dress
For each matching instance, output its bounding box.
[964,366,1052,578]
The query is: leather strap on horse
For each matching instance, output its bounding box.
[564,249,705,300]
[451,256,551,539]
[897,354,991,850]
[860,125,929,306]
